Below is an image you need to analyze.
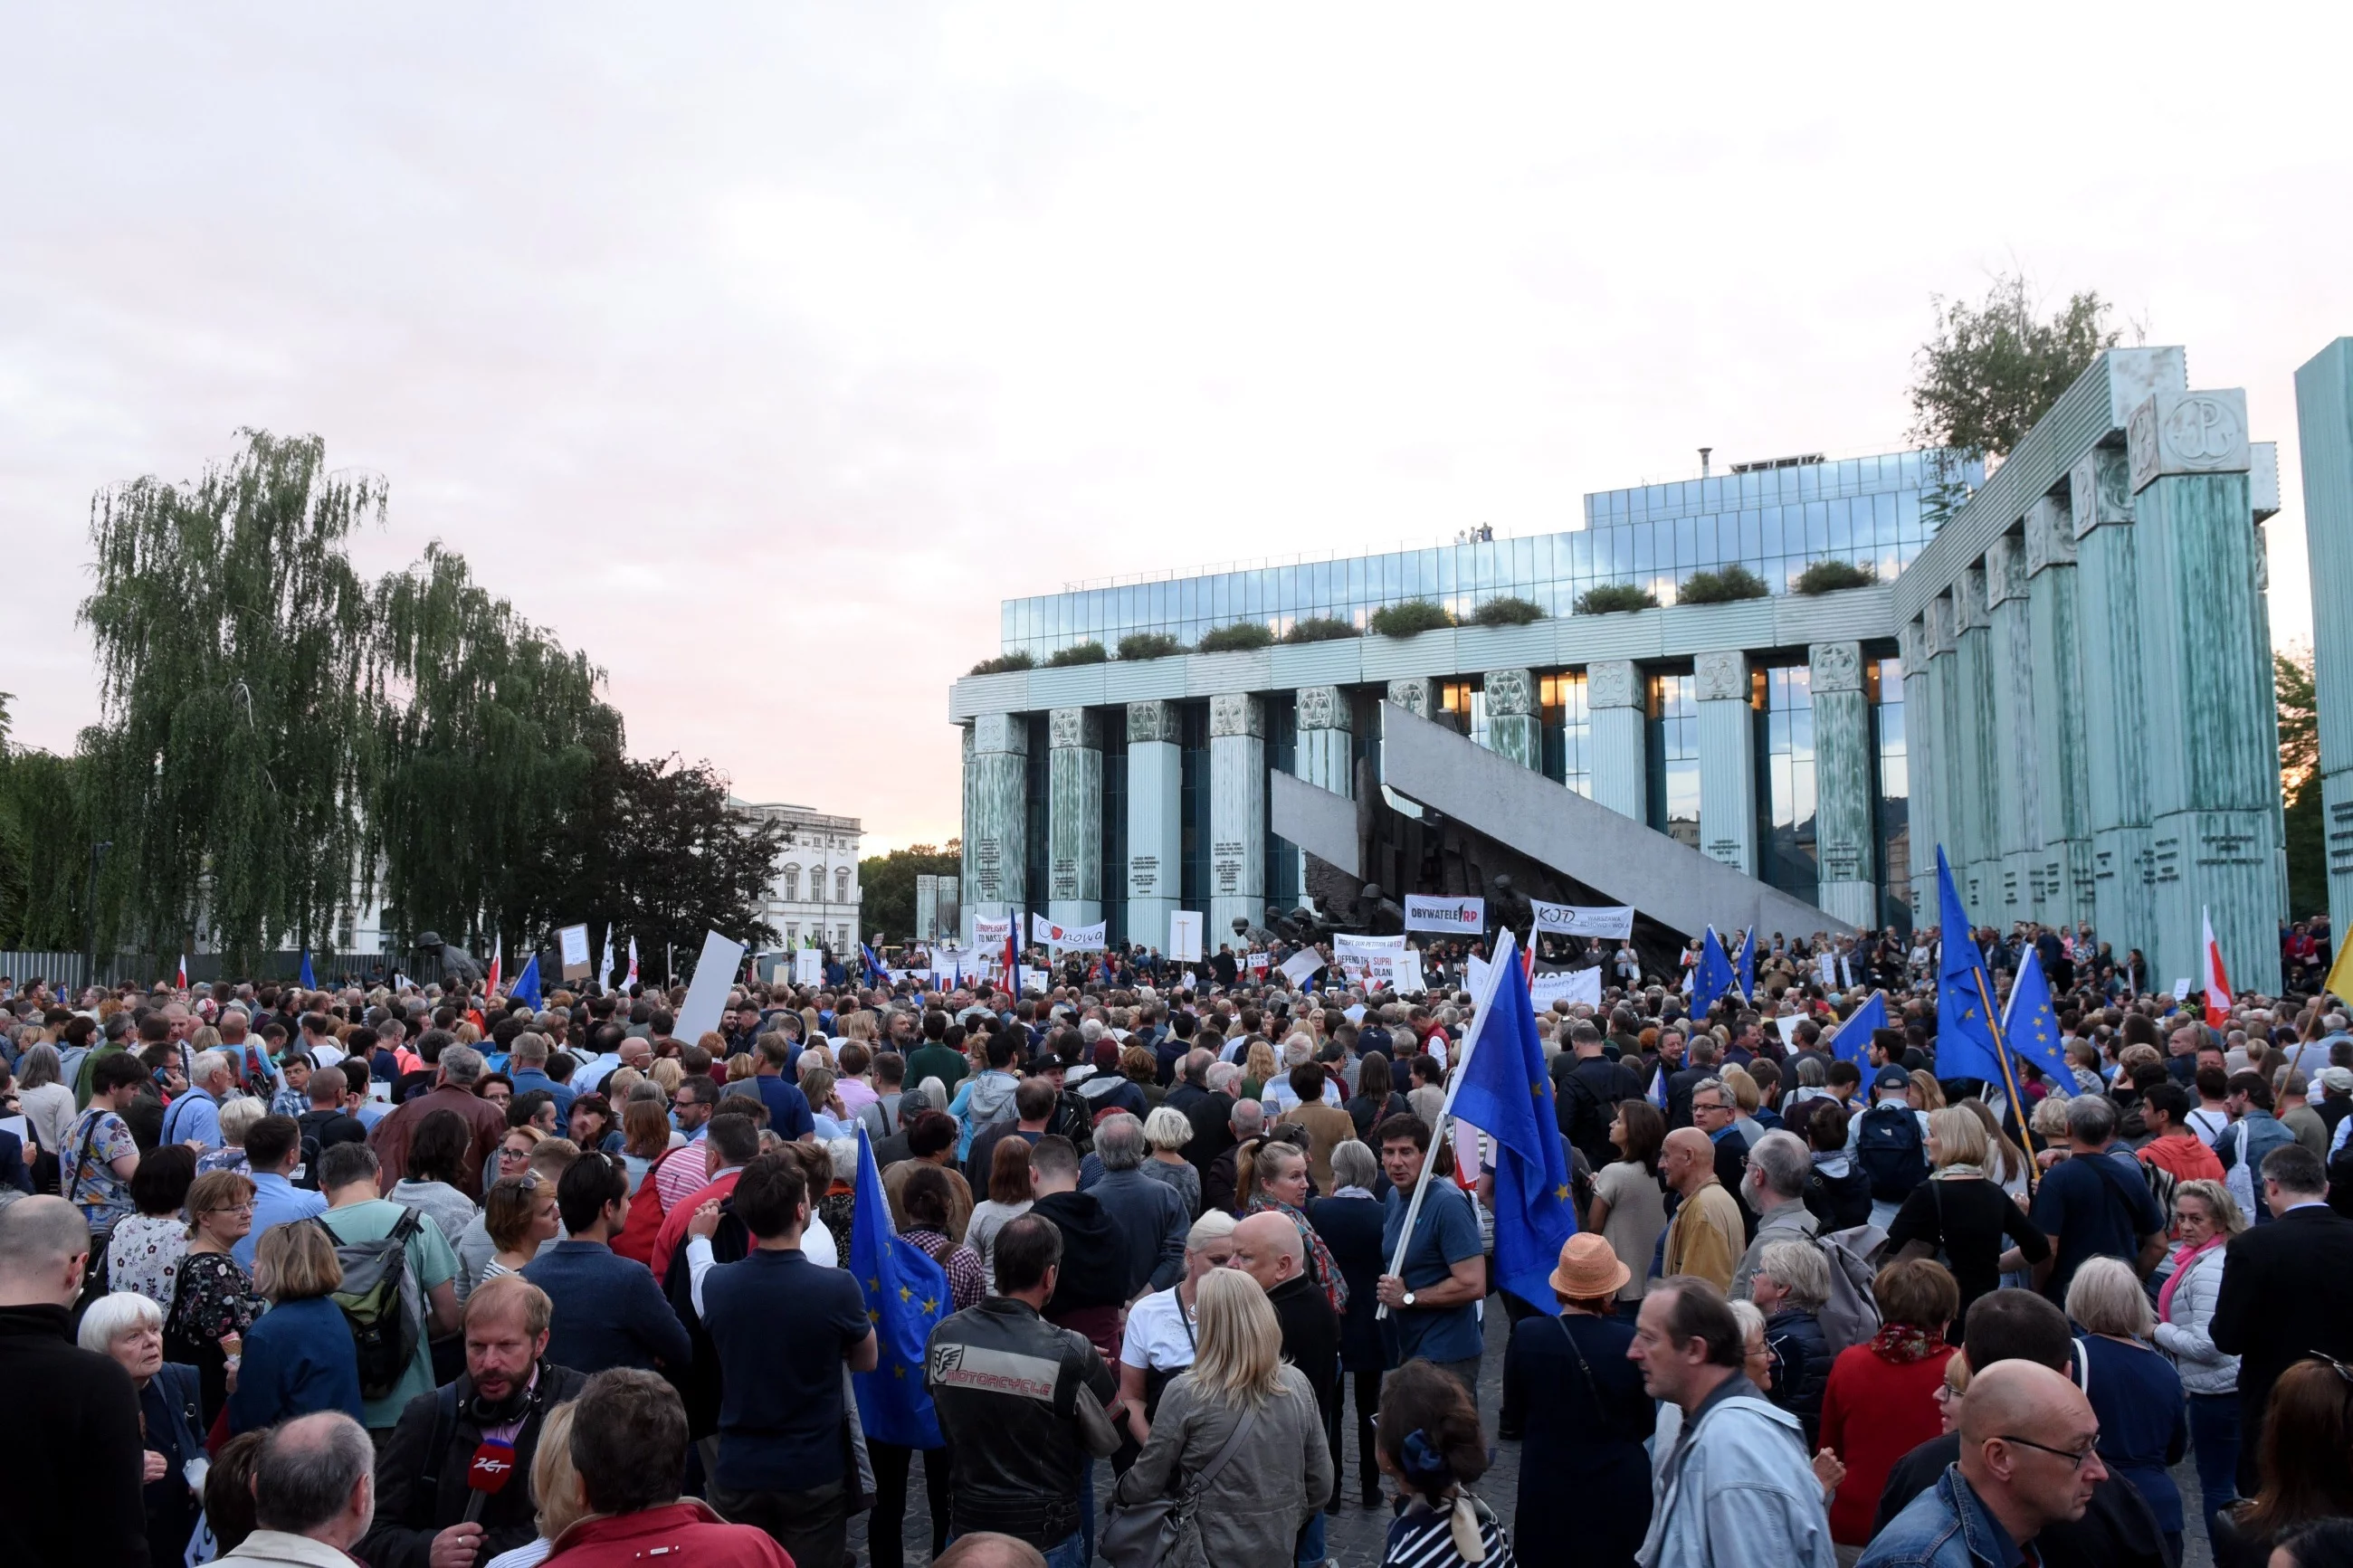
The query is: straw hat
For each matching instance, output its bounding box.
[1548,1232,1630,1301]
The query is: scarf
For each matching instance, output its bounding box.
[1333,1184,1377,1201]
[1930,1162,1986,1181]
[1870,1321,1948,1365]
[2158,1234,2224,1324]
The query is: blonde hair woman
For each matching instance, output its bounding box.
[1884,1105,2047,1335]
[1240,1039,1280,1103]
[481,1399,590,1568]
[1907,1069,1946,1112]
[1110,1269,1332,1567]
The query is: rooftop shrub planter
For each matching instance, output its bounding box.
[1043,641,1108,667]
[1281,616,1360,644]
[1574,584,1659,615]
[1470,595,1544,627]
[1367,600,1456,638]
[1196,622,1275,653]
[1116,632,1187,660]
[1791,559,1878,594]
[1675,565,1770,605]
[968,651,1035,676]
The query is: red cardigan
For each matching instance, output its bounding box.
[1818,1337,1956,1544]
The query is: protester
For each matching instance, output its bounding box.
[871,1164,988,1568]
[2152,1177,2246,1548]
[1374,1113,1486,1400]
[1088,1112,1190,1297]
[2209,1358,2353,1568]
[1502,1231,1653,1568]
[2029,1094,2166,1302]
[2209,1142,2353,1494]
[1117,1210,1236,1436]
[1747,1237,1832,1449]
[219,1412,379,1568]
[108,1142,196,1307]
[1587,1098,1668,1306]
[1885,1105,2048,1334]
[312,1140,462,1433]
[966,1135,1036,1292]
[1307,1137,1388,1507]
[229,1220,365,1434]
[1820,1259,1960,1548]
[81,1291,208,1568]
[235,1113,328,1269]
[367,1041,507,1199]
[166,1167,265,1423]
[1661,1126,1743,1293]
[2062,1256,2189,1561]
[1375,1358,1521,1567]
[523,1149,690,1377]
[1729,1130,1818,1299]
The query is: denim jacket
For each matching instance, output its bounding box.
[1855,1464,2024,1568]
[1637,1378,1836,1568]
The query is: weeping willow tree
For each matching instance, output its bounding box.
[78,432,381,968]
[0,696,96,952]
[369,543,622,958]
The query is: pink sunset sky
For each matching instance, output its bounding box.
[5,5,2348,852]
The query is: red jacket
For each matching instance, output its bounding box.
[650,1170,742,1285]
[613,1144,700,1267]
[542,1501,789,1568]
[1819,1338,1956,1544]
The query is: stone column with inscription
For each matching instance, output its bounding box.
[2071,443,2152,956]
[2130,388,2280,992]
[1810,641,1877,928]
[1045,707,1103,931]
[1928,594,1970,909]
[1481,669,1541,771]
[1208,693,1267,941]
[1695,651,1757,876]
[1586,660,1646,823]
[964,712,1028,918]
[2295,341,2353,942]
[1985,535,2044,924]
[1900,619,1937,922]
[1951,567,2001,917]
[1294,686,1352,908]
[2024,496,2092,930]
[1125,701,1183,953]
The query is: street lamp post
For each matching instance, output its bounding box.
[83,840,111,994]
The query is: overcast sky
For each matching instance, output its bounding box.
[5,5,2348,854]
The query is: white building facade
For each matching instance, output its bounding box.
[732,798,864,955]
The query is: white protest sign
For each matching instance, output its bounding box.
[1776,1013,1803,1046]
[1530,967,1604,1010]
[557,924,593,980]
[675,929,748,1046]
[1279,949,1324,987]
[1019,965,1049,993]
[1032,916,1107,951]
[2172,977,2192,1001]
[1466,955,1491,994]
[1529,900,1635,940]
[1404,895,1485,934]
[1169,910,1205,963]
[1246,952,1270,974]
[793,948,823,986]
[1391,949,1427,994]
[1332,933,1408,959]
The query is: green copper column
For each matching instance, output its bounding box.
[2071,443,2152,958]
[2295,341,2353,939]
[2129,389,2280,993]
[1209,693,1267,941]
[1695,650,1756,875]
[1928,596,1969,913]
[1901,619,1938,923]
[1810,641,1876,927]
[965,712,1028,917]
[2024,496,2093,931]
[1482,669,1542,771]
[1046,707,1103,930]
[1587,660,1646,822]
[1986,536,2043,926]
[1951,569,2000,917]
[1125,701,1182,954]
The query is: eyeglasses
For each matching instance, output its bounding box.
[202,1202,255,1215]
[1994,1434,2101,1469]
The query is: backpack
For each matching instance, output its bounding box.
[1814,1224,1886,1355]
[1855,1104,1929,1202]
[1555,1061,1616,1170]
[318,1206,426,1402]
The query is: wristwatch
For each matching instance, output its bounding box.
[1401,1289,1418,1308]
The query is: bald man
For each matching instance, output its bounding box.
[0,1196,148,1568]
[1858,1360,2106,1568]
[933,1534,1049,1568]
[1661,1126,1743,1292]
[1232,1211,1339,1526]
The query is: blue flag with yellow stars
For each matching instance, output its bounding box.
[1733,929,1755,1003]
[1691,927,1738,1022]
[1832,990,1889,1067]
[299,949,316,991]
[1934,846,2003,1083]
[849,1125,949,1448]
[2002,948,2071,1097]
[1447,931,1577,1313]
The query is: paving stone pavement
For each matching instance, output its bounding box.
[850,1303,2215,1568]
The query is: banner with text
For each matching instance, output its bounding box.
[1032,915,1107,951]
[1530,967,1605,1010]
[1404,895,1486,934]
[1528,900,1635,940]
[975,917,1012,946]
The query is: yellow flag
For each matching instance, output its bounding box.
[2325,936,2353,1008]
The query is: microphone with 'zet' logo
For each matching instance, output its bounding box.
[463,1441,518,1523]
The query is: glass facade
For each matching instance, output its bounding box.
[1178,700,1210,910]
[999,449,1980,659]
[1756,664,1817,907]
[1023,714,1050,917]
[1872,657,1909,928]
[1268,693,1299,914]
[1437,680,1481,745]
[1647,672,1700,850]
[1100,734,1127,944]
[1539,672,1592,797]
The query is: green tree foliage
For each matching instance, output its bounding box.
[1281,617,1359,644]
[587,755,787,967]
[1677,565,1769,605]
[1044,641,1107,667]
[858,841,961,944]
[2279,647,2326,919]
[1116,632,1186,660]
[1470,595,1544,627]
[1792,559,1878,594]
[969,651,1035,676]
[79,431,382,968]
[1368,600,1455,638]
[1574,584,1658,615]
[0,697,92,952]
[1908,274,2123,460]
[1197,622,1275,652]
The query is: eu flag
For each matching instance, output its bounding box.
[1691,927,1738,1022]
[861,942,889,987]
[511,954,542,1010]
[2002,949,2071,1097]
[1832,990,1889,1067]
[1933,847,2003,1083]
[1448,932,1577,1312]
[850,1126,949,1448]
[299,950,317,991]
[1734,930,1755,1004]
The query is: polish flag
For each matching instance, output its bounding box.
[486,949,502,998]
[175,955,188,990]
[625,937,640,990]
[2202,908,2233,1029]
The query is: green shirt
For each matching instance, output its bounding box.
[319,1197,460,1428]
[906,1043,969,1098]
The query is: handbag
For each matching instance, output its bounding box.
[1100,1403,1260,1568]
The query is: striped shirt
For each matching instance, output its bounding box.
[1383,1494,1519,1568]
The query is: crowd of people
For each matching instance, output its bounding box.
[3,911,2353,1568]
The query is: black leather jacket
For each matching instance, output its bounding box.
[925,1297,1116,1549]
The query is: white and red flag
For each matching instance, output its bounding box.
[2202,907,2233,1029]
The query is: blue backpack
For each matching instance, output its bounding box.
[1856,1104,1929,1202]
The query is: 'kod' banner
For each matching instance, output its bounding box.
[1404,895,1485,933]
[1529,899,1635,940]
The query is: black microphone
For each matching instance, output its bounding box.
[462,1440,518,1523]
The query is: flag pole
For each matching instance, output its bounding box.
[1377,928,1517,1321]
[1976,965,2039,1194]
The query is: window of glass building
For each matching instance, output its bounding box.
[1024,714,1051,916]
[1100,730,1128,946]
[1178,701,1210,911]
[1268,694,1300,915]
[1646,672,1700,851]
[1436,679,1479,743]
[1756,664,1817,907]
[1539,672,1591,797]
[1872,656,1910,929]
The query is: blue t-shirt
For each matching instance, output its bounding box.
[1381,1182,1483,1364]
[2028,1146,2161,1303]
[701,1248,872,1489]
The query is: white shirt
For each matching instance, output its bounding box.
[1119,1285,1197,1373]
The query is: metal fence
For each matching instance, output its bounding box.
[0,949,386,993]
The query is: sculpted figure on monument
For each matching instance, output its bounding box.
[414,931,486,986]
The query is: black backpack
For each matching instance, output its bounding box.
[1855,1104,1929,1202]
